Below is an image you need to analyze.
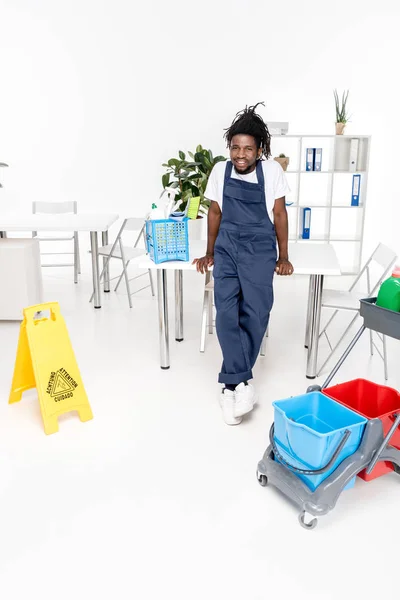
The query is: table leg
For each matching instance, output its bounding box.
[304,275,313,348]
[175,269,183,342]
[306,274,324,379]
[102,231,110,292]
[90,231,101,309]
[158,269,170,369]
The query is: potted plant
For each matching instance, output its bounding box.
[334,89,350,135]
[161,145,226,239]
[274,153,289,171]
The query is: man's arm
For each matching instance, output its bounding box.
[273,197,293,276]
[193,200,221,274]
[206,200,222,256]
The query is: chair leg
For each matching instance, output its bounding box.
[317,312,359,376]
[73,233,79,284]
[122,262,133,308]
[149,269,155,296]
[319,309,339,339]
[75,232,81,274]
[323,330,333,351]
[208,290,213,334]
[200,290,208,353]
[369,329,374,356]
[115,265,127,292]
[260,332,267,357]
[383,334,388,380]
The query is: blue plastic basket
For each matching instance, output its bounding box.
[272,392,367,491]
[146,218,189,264]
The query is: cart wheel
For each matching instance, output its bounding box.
[257,472,268,487]
[392,463,400,475]
[298,511,318,530]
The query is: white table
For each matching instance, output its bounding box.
[0,238,43,319]
[0,213,119,308]
[135,240,341,378]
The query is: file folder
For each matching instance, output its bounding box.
[314,148,322,171]
[301,207,311,239]
[349,138,359,172]
[351,174,361,206]
[306,148,315,171]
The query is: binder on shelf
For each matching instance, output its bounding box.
[306,148,315,171]
[314,148,322,171]
[301,207,311,239]
[351,174,361,206]
[349,138,359,172]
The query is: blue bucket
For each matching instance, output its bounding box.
[272,392,367,491]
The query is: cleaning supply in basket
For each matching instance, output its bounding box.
[159,186,181,219]
[169,211,185,222]
[149,203,165,220]
[376,266,400,312]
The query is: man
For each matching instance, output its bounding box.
[193,103,294,425]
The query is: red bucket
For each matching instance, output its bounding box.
[323,379,400,481]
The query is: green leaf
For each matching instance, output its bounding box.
[182,188,193,199]
[176,170,191,179]
[196,153,212,172]
[168,158,181,168]
[188,151,194,159]
[194,152,205,164]
[178,201,187,212]
[162,173,170,188]
[214,155,227,163]
[196,144,203,153]
[178,150,186,160]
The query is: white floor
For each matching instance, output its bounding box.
[1,257,400,600]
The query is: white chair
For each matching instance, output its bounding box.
[90,218,154,309]
[318,242,397,379]
[200,274,269,354]
[32,201,81,284]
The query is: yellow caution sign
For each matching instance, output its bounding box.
[9,302,93,434]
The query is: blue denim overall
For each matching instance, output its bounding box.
[213,160,277,385]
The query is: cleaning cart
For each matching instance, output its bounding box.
[257,297,400,529]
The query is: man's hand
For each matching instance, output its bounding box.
[193,255,214,274]
[275,258,294,276]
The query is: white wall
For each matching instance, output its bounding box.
[1,0,400,258]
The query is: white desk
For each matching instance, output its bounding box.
[0,213,119,308]
[0,238,43,319]
[135,240,341,378]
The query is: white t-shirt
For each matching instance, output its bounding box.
[205,159,290,223]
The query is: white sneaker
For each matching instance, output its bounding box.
[234,382,256,417]
[220,389,242,426]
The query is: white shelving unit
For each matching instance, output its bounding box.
[271,135,371,274]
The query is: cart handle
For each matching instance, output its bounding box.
[269,424,351,476]
[366,413,400,475]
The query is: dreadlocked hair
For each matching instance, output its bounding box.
[223,102,271,159]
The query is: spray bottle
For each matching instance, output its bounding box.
[149,203,165,220]
[159,186,181,219]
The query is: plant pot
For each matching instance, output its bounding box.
[274,157,289,171]
[187,216,205,241]
[335,122,346,135]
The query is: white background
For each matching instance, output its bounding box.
[0,0,399,259]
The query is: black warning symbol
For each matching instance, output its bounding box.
[46,368,78,402]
